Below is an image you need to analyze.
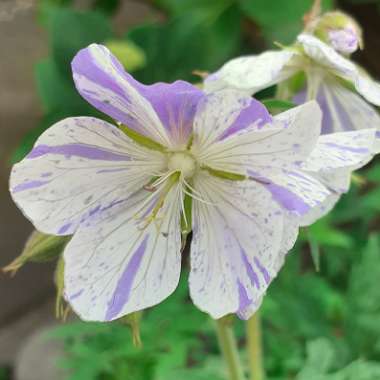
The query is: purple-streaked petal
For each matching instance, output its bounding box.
[196,100,322,176]
[295,80,380,152]
[354,73,380,107]
[193,90,272,151]
[203,50,299,95]
[302,129,375,172]
[189,172,299,319]
[10,117,165,235]
[72,44,203,147]
[248,169,330,216]
[64,184,182,321]
[300,192,341,227]
[298,34,357,78]
[298,34,380,108]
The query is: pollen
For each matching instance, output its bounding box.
[167,152,196,179]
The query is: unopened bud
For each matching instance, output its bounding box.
[312,11,363,54]
[3,231,70,275]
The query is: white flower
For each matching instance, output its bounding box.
[204,34,380,152]
[9,44,375,321]
[204,32,379,223]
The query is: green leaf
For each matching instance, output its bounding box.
[346,235,380,357]
[35,58,84,112]
[297,338,336,379]
[48,8,112,77]
[305,218,354,249]
[37,0,74,26]
[92,0,120,15]
[240,0,333,44]
[127,6,241,83]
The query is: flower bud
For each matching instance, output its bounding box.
[3,230,70,275]
[312,11,363,54]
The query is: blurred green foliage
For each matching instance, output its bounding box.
[9,0,380,379]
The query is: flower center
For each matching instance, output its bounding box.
[167,152,196,179]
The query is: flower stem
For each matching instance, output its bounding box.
[247,312,265,380]
[215,318,246,380]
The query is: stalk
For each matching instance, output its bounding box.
[215,318,246,380]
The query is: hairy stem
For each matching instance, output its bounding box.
[247,312,265,380]
[215,318,246,380]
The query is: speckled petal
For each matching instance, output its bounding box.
[196,99,322,176]
[189,172,298,319]
[10,117,165,235]
[302,129,375,172]
[64,183,182,321]
[295,80,380,152]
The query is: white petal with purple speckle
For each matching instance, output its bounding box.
[10,117,165,235]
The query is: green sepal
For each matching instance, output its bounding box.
[119,312,143,348]
[204,166,246,181]
[3,230,70,275]
[54,255,70,319]
[306,227,320,272]
[119,124,166,152]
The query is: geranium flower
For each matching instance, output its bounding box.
[204,33,380,153]
[10,44,374,321]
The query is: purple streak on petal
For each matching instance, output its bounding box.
[72,45,204,143]
[294,86,335,134]
[330,91,354,132]
[267,183,310,213]
[240,246,260,289]
[249,171,310,215]
[68,289,84,301]
[220,98,272,140]
[105,235,148,321]
[72,46,142,131]
[12,180,50,193]
[323,142,369,154]
[237,280,252,318]
[27,144,130,161]
[41,172,53,177]
[138,81,204,143]
[58,223,72,235]
[254,258,271,285]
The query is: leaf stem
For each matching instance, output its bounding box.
[215,318,246,380]
[247,312,265,380]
